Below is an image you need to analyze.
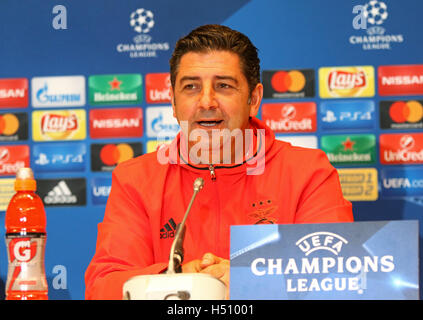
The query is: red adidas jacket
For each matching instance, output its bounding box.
[85,117,353,299]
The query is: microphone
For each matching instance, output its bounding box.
[123,176,225,299]
[166,177,204,274]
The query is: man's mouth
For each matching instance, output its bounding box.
[197,120,223,127]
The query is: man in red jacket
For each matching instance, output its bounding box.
[85,24,353,300]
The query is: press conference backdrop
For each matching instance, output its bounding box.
[0,0,422,299]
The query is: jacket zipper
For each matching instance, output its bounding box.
[209,164,216,181]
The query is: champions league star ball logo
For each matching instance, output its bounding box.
[116,8,170,58]
[363,0,388,26]
[130,9,155,34]
[350,0,404,50]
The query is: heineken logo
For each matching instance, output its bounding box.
[320,134,376,165]
[88,74,142,105]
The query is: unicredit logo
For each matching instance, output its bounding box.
[281,105,296,119]
[0,145,29,176]
[400,135,415,150]
[0,148,9,162]
[380,133,423,164]
[145,73,171,104]
[262,102,316,133]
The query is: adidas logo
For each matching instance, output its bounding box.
[44,180,77,204]
[160,218,177,239]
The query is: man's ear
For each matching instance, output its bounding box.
[249,83,263,118]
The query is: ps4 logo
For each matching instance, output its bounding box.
[35,153,84,165]
[32,143,86,173]
[320,100,375,131]
[322,111,372,123]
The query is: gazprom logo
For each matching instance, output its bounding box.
[146,106,179,138]
[296,232,349,256]
[36,83,82,104]
[31,76,85,108]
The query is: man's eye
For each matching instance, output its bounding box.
[183,83,198,90]
[217,83,232,89]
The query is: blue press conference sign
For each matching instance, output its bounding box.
[32,142,86,172]
[320,100,375,131]
[230,221,419,300]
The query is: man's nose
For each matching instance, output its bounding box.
[198,86,218,109]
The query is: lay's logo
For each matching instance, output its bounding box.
[41,113,78,133]
[32,109,86,141]
[319,66,375,98]
[328,70,366,90]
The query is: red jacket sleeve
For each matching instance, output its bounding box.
[84,165,167,300]
[293,148,354,224]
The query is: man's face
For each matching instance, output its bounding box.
[171,50,262,160]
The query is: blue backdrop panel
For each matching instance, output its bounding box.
[0,0,422,299]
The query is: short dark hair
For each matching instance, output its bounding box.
[169,24,260,95]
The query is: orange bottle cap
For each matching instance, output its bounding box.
[14,167,37,191]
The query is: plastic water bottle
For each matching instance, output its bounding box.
[5,167,48,300]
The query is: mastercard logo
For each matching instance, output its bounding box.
[389,101,423,123]
[100,143,135,166]
[271,70,306,93]
[0,113,19,136]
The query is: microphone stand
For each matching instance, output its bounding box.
[123,177,226,300]
[167,177,203,274]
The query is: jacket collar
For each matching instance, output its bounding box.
[160,117,275,175]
